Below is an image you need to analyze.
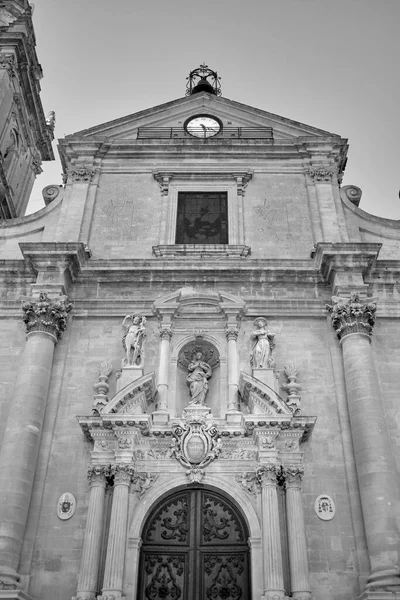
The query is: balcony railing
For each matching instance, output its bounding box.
[137,127,273,140]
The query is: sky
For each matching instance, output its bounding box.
[28,0,400,219]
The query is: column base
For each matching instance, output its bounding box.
[0,592,35,600]
[152,410,170,425]
[225,410,243,425]
[261,592,286,600]
[359,591,400,600]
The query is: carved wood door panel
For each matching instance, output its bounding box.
[138,488,250,600]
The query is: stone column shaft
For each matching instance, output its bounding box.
[328,294,400,590]
[257,466,285,598]
[284,468,311,599]
[157,328,172,411]
[0,293,70,587]
[0,331,56,583]
[101,465,134,597]
[226,327,239,411]
[75,466,109,600]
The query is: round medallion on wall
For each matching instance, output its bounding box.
[184,115,222,138]
[57,492,76,520]
[314,494,335,520]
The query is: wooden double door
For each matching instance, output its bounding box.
[138,487,250,600]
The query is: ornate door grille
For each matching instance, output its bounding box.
[138,487,250,600]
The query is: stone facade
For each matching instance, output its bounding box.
[1,34,400,600]
[0,0,54,218]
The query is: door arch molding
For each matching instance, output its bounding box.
[126,474,263,600]
[137,485,251,600]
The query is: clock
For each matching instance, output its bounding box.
[184,115,222,138]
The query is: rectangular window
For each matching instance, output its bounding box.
[175,191,228,244]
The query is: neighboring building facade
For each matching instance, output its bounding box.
[1,17,400,600]
[0,0,53,218]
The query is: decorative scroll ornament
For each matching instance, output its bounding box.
[57,492,76,520]
[171,414,222,480]
[342,184,362,207]
[281,362,302,415]
[314,494,335,520]
[21,292,71,340]
[250,317,276,369]
[236,472,260,496]
[132,472,158,497]
[42,184,62,206]
[307,166,334,182]
[326,293,377,341]
[68,166,96,182]
[92,359,113,414]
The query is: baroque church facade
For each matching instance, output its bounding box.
[1,3,400,600]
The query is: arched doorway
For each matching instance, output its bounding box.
[138,486,251,600]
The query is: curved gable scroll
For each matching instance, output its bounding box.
[102,372,156,415]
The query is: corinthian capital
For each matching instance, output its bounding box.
[282,466,304,488]
[307,166,334,182]
[111,463,135,485]
[22,292,71,340]
[159,326,173,341]
[68,166,96,182]
[87,464,110,486]
[326,293,377,341]
[225,326,239,342]
[256,464,281,487]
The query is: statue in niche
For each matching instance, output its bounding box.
[122,313,146,367]
[250,317,276,369]
[186,351,212,405]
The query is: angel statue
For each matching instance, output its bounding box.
[122,313,146,367]
[250,317,276,369]
[186,351,212,405]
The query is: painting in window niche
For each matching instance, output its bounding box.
[176,192,228,244]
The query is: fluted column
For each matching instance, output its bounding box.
[101,464,134,599]
[156,326,173,412]
[283,467,311,600]
[0,292,70,588]
[257,465,285,599]
[74,465,109,600]
[226,325,239,411]
[328,294,400,592]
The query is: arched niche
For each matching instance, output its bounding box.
[175,339,221,416]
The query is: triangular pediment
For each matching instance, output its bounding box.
[67,92,340,142]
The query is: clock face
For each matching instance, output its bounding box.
[185,115,222,138]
